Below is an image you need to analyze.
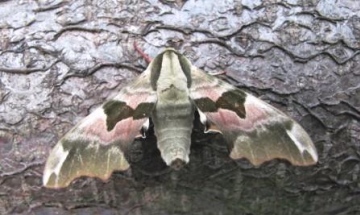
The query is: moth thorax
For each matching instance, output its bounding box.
[158,85,189,101]
[157,51,189,92]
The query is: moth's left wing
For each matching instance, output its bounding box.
[43,68,157,188]
[189,67,318,166]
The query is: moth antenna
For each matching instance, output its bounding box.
[208,70,227,76]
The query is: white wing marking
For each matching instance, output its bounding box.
[43,144,69,186]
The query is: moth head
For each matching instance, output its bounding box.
[149,48,192,90]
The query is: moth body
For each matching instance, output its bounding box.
[150,50,195,167]
[43,48,318,188]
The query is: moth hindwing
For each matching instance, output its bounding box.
[43,48,318,188]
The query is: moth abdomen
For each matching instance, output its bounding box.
[152,97,195,167]
[156,135,191,167]
[170,158,186,170]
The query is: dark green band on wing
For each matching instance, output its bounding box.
[194,90,247,118]
[133,102,155,119]
[103,100,155,131]
[104,100,132,131]
[193,97,217,112]
[216,90,246,118]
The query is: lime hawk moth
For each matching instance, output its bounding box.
[43,48,318,188]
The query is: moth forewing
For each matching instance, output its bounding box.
[188,64,318,166]
[43,64,157,188]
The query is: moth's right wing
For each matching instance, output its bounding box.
[189,66,318,166]
[43,68,157,188]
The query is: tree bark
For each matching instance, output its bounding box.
[0,0,359,214]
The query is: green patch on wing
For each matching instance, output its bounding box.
[103,100,155,131]
[194,89,247,119]
[45,139,129,188]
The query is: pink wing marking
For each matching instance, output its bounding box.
[191,87,223,101]
[190,67,233,101]
[118,91,155,109]
[204,94,273,132]
[77,108,146,145]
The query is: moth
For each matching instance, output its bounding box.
[43,48,318,188]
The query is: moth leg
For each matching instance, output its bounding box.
[198,109,222,133]
[133,42,152,63]
[139,119,150,138]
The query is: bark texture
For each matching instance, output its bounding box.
[0,0,359,214]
